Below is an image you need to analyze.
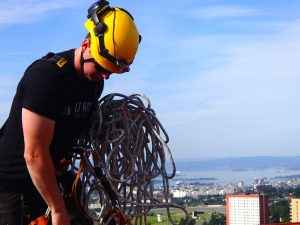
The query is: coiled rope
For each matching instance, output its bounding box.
[72,93,189,225]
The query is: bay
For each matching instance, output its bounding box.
[172,168,300,184]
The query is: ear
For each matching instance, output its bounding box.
[81,39,91,52]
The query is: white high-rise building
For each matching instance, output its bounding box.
[226,193,269,225]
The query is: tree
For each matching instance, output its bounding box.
[178,218,196,225]
[269,200,290,223]
[203,212,226,225]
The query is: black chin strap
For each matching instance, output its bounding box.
[81,50,99,65]
[80,50,94,72]
[80,50,85,69]
[80,50,112,74]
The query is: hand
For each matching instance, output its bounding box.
[51,209,70,225]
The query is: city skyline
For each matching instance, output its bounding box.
[0,0,300,159]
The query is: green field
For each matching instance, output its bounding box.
[142,206,225,225]
[93,205,225,225]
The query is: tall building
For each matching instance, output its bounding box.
[290,197,300,222]
[226,193,269,225]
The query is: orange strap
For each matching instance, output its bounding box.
[72,159,84,209]
[28,216,49,225]
[56,158,71,175]
[106,207,131,225]
[71,159,93,225]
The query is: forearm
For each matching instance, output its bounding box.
[25,146,66,213]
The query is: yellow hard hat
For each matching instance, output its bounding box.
[85,1,141,74]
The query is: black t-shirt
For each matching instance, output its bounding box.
[0,49,103,187]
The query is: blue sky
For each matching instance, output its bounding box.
[1,0,300,160]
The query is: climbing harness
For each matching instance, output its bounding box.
[29,208,50,225]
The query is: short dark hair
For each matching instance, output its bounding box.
[85,33,91,39]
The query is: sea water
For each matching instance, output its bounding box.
[171,168,300,184]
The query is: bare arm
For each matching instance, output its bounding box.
[22,108,70,225]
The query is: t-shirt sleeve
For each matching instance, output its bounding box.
[21,60,61,120]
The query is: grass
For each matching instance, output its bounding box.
[144,206,225,225]
[93,205,226,225]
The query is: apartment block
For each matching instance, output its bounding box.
[290,197,300,222]
[226,193,269,225]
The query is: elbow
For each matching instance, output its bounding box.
[24,147,41,165]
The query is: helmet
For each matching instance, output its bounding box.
[84,1,141,74]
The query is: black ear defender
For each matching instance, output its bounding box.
[87,0,110,36]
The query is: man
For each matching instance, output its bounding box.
[0,1,141,224]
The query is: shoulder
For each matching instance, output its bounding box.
[19,57,67,98]
[23,58,62,82]
[20,58,66,120]
[24,50,74,79]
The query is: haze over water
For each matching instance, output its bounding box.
[175,168,300,184]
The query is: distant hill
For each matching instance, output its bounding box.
[174,156,300,171]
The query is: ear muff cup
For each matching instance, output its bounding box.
[88,0,110,35]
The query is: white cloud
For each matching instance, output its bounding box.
[187,6,258,20]
[146,18,300,157]
[0,0,76,26]
[163,31,300,123]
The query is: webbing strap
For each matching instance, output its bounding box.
[48,55,68,68]
[41,52,68,70]
[72,159,93,224]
